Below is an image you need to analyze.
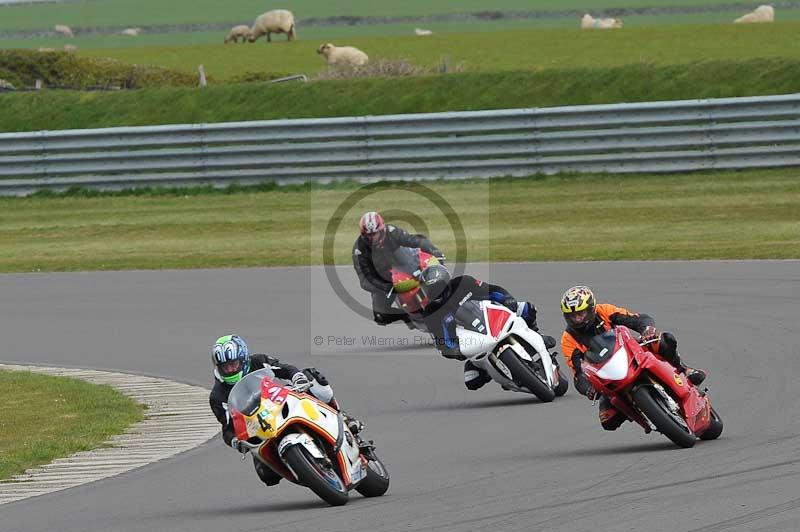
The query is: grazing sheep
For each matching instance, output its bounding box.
[316,43,368,67]
[37,47,56,52]
[580,14,623,29]
[249,9,296,42]
[54,24,74,38]
[121,27,143,36]
[0,78,16,91]
[734,5,774,23]
[63,44,78,52]
[224,25,251,44]
[414,28,433,36]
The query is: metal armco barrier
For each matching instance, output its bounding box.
[0,93,799,195]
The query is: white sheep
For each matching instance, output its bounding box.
[54,24,74,38]
[37,47,56,52]
[0,78,15,91]
[249,9,296,42]
[414,28,433,36]
[734,5,774,23]
[224,25,251,44]
[580,14,623,29]
[63,44,78,52]
[121,27,143,36]
[316,43,368,67]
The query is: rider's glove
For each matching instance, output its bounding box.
[291,372,311,388]
[574,373,596,400]
[441,345,466,361]
[501,295,518,312]
[230,437,247,454]
[640,326,660,343]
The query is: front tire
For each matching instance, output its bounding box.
[355,453,390,498]
[283,444,349,506]
[632,386,695,448]
[498,349,555,402]
[699,407,723,441]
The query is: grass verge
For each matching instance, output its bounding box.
[0,168,798,273]
[0,370,145,481]
[2,57,800,132]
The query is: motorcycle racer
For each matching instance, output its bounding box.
[208,334,364,485]
[352,211,444,326]
[417,264,556,390]
[559,285,707,430]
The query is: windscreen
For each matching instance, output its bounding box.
[228,368,274,416]
[585,329,618,365]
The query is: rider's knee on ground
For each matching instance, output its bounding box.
[601,415,626,431]
[253,457,281,486]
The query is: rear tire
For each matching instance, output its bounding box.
[283,444,349,506]
[699,407,723,441]
[632,386,695,448]
[554,367,569,397]
[498,349,555,402]
[355,453,390,497]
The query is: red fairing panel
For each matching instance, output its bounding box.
[487,307,512,338]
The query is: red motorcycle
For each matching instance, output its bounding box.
[389,247,443,315]
[581,326,723,448]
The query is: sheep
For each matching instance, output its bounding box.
[580,14,623,29]
[121,27,143,36]
[224,25,251,44]
[734,5,774,23]
[37,47,56,52]
[0,78,15,91]
[316,43,368,67]
[63,44,78,52]
[414,28,433,36]
[249,9,296,43]
[53,24,74,38]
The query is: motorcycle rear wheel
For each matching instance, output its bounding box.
[632,386,695,448]
[355,453,390,497]
[498,349,555,403]
[699,407,723,441]
[283,444,349,506]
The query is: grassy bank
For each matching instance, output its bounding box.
[2,58,799,132]
[0,370,144,480]
[1,169,798,273]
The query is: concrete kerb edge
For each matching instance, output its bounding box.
[0,363,220,505]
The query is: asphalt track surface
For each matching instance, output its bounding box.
[1,261,799,532]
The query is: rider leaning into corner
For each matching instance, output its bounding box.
[416,264,557,391]
[559,285,707,431]
[353,211,444,326]
[208,334,365,486]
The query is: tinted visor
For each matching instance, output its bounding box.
[565,309,592,328]
[219,359,244,378]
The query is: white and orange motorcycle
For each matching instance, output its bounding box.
[454,299,569,402]
[228,368,390,506]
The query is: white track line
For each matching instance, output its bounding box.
[0,364,220,505]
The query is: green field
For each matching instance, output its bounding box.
[0,370,144,480]
[1,169,798,273]
[0,0,780,31]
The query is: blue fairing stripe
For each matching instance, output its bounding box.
[442,313,457,349]
[489,291,505,303]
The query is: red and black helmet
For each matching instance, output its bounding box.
[359,212,386,244]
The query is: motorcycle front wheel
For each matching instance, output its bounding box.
[632,386,695,448]
[498,349,555,402]
[283,444,349,506]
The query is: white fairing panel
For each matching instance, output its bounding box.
[458,329,494,357]
[596,347,630,380]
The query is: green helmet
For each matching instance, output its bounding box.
[211,334,250,385]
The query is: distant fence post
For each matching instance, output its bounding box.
[198,65,207,88]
